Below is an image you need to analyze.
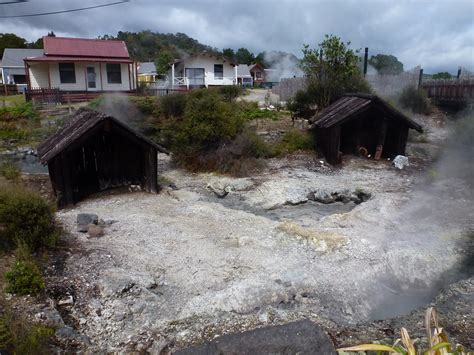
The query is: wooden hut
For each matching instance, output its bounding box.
[309,94,423,165]
[38,108,168,207]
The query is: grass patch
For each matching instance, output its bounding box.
[273,129,313,155]
[398,86,432,115]
[0,311,54,354]
[0,95,25,106]
[238,101,286,121]
[0,161,20,182]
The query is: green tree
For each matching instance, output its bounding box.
[368,54,404,75]
[300,34,370,109]
[235,48,255,65]
[155,51,174,74]
[254,52,268,67]
[432,72,452,80]
[0,33,27,57]
[223,48,235,60]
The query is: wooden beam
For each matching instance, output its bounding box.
[128,63,131,91]
[374,119,388,160]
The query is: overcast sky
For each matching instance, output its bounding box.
[1,0,473,73]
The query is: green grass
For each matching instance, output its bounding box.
[0,95,25,106]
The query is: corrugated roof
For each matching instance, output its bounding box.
[43,36,130,59]
[137,62,157,75]
[1,48,44,67]
[38,108,168,163]
[25,56,132,63]
[310,94,423,132]
[237,64,251,77]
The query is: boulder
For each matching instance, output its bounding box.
[175,320,336,355]
[311,189,336,204]
[392,155,409,170]
[77,213,98,233]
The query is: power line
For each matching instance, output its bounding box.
[0,0,130,18]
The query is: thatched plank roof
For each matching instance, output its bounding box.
[38,108,168,164]
[309,94,423,133]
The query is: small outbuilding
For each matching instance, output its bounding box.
[38,108,168,207]
[309,94,423,165]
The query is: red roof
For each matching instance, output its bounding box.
[43,36,130,59]
[25,56,133,64]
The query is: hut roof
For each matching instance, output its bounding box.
[309,94,423,133]
[38,108,168,164]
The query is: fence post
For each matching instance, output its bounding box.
[363,47,369,77]
[418,69,423,88]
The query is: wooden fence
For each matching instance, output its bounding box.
[365,66,421,97]
[25,88,62,104]
[272,77,307,101]
[422,77,474,101]
[2,84,19,96]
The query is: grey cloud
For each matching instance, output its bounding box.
[0,0,472,73]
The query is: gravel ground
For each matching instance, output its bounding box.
[48,126,473,352]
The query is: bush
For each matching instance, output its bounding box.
[238,101,283,121]
[0,183,58,252]
[5,259,44,296]
[170,89,245,165]
[398,86,431,114]
[0,161,20,181]
[273,129,313,155]
[219,85,243,102]
[0,315,54,354]
[158,92,188,118]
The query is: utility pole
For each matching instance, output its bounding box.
[363,47,369,77]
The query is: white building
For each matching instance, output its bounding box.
[171,52,238,89]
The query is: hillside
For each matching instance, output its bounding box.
[99,30,220,62]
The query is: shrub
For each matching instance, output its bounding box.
[219,85,243,102]
[273,129,313,155]
[0,161,20,181]
[398,86,431,114]
[0,183,58,252]
[238,101,283,121]
[5,259,44,296]
[158,92,188,118]
[130,96,159,115]
[171,89,245,165]
[0,314,54,354]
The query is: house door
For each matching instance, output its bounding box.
[185,68,205,86]
[87,67,97,90]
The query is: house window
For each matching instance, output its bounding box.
[214,64,223,79]
[106,63,122,84]
[255,71,262,79]
[59,63,76,84]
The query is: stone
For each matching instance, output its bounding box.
[77,213,98,232]
[88,224,104,238]
[58,295,74,306]
[393,155,409,170]
[174,320,336,355]
[312,188,336,204]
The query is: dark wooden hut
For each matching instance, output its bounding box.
[38,108,168,207]
[309,94,423,165]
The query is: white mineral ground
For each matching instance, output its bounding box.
[53,114,473,351]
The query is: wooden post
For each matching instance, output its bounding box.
[374,119,388,160]
[135,62,138,92]
[457,68,461,79]
[363,47,368,77]
[128,63,131,92]
[418,68,423,88]
[99,63,103,91]
[84,65,88,100]
[47,63,51,89]
[171,63,175,89]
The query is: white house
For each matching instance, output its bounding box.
[1,48,43,91]
[171,52,238,89]
[24,36,137,98]
[237,64,253,87]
